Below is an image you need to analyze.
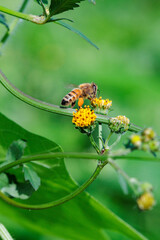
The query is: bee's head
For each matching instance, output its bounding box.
[91,83,97,97]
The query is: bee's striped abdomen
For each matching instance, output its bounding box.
[61,88,82,106]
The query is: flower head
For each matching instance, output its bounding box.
[91,97,112,110]
[142,128,156,142]
[108,115,130,133]
[127,128,159,153]
[72,106,96,128]
[137,192,155,210]
[130,134,142,148]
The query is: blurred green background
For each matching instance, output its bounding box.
[0,0,160,239]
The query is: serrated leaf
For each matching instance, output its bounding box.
[0,14,9,31]
[49,0,84,16]
[23,163,41,191]
[55,20,99,49]
[6,139,27,162]
[0,173,8,188]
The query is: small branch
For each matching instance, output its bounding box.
[0,152,107,174]
[0,70,141,132]
[0,224,13,240]
[89,134,100,154]
[112,155,160,162]
[0,5,34,22]
[98,123,103,151]
[0,5,47,24]
[110,134,121,150]
[105,131,113,149]
[0,162,106,210]
[108,158,139,195]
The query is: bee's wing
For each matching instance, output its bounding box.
[66,84,78,89]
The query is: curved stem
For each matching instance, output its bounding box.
[0,163,105,210]
[0,70,141,132]
[0,152,107,174]
[0,0,29,48]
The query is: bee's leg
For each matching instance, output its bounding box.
[71,101,76,108]
[78,97,84,108]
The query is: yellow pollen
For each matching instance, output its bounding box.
[72,106,96,128]
[115,115,130,125]
[131,135,142,144]
[91,97,112,110]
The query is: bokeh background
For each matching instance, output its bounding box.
[0,0,160,239]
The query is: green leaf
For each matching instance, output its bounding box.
[0,113,147,240]
[49,0,84,16]
[55,20,99,49]
[2,182,34,200]
[6,139,27,162]
[0,14,9,31]
[1,172,35,200]
[0,173,8,188]
[23,163,41,191]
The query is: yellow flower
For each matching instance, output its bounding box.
[116,115,130,125]
[130,134,142,148]
[109,115,130,133]
[137,192,155,210]
[91,97,112,110]
[142,128,156,142]
[72,106,96,128]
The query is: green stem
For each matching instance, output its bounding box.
[98,123,103,151]
[0,0,29,48]
[108,158,139,195]
[110,134,121,150]
[0,163,105,210]
[105,131,113,149]
[112,155,160,162]
[0,152,107,174]
[0,224,13,240]
[0,5,46,24]
[89,134,100,154]
[0,70,141,132]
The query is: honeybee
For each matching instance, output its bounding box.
[61,83,97,108]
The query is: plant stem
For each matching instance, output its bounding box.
[98,123,103,151]
[0,152,107,174]
[0,224,13,240]
[108,158,139,195]
[89,134,100,154]
[112,155,160,162]
[0,162,106,210]
[0,0,29,48]
[0,5,34,22]
[110,134,121,150]
[0,70,141,132]
[105,131,113,149]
